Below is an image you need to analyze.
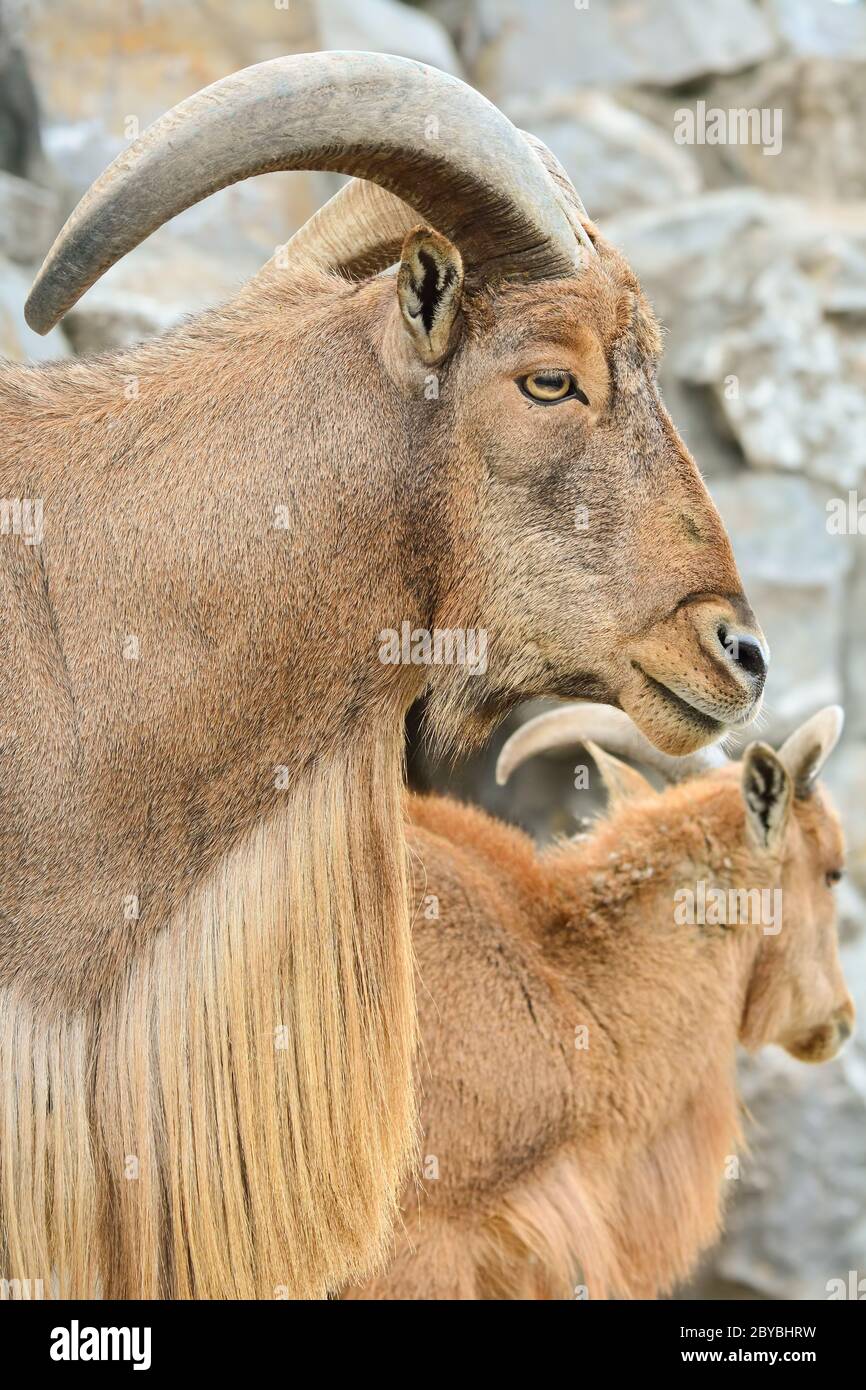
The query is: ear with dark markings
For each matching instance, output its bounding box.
[742,742,792,853]
[397,226,464,366]
[585,739,657,809]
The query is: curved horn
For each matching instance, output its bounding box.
[267,130,596,283]
[25,50,588,334]
[496,704,728,787]
[519,129,591,236]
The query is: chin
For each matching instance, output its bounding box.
[619,671,759,756]
[618,690,721,755]
[784,1026,844,1064]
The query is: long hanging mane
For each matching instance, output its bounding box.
[1,728,416,1298]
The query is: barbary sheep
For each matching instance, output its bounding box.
[0,52,767,1297]
[346,705,852,1299]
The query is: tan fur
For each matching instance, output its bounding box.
[2,225,763,1297]
[0,734,413,1298]
[346,751,852,1300]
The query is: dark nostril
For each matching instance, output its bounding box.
[736,636,768,682]
[717,626,768,686]
[836,1014,853,1043]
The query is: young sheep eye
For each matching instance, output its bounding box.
[518,371,589,406]
[826,868,844,886]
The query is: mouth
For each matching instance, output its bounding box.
[633,667,725,738]
[620,596,767,754]
[620,659,762,756]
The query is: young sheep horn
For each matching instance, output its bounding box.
[270,178,422,282]
[25,51,589,334]
[495,703,728,787]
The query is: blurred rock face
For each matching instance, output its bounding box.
[7,0,462,346]
[709,57,866,200]
[427,0,776,97]
[0,7,42,179]
[631,200,866,492]
[503,90,702,221]
[2,0,864,1302]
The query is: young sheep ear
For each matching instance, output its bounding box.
[585,740,657,809]
[742,742,792,853]
[778,705,844,800]
[397,226,464,365]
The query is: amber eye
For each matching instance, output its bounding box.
[518,371,588,405]
[826,868,844,887]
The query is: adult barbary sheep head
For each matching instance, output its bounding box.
[26,50,767,756]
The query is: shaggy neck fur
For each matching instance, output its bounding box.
[0,724,416,1299]
[0,266,427,1298]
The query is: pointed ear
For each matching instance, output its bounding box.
[742,742,792,853]
[778,705,844,800]
[397,226,463,365]
[585,740,657,809]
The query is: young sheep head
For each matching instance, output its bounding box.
[25,51,767,756]
[735,713,854,1063]
[498,704,855,1064]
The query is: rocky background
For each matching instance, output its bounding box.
[2,0,864,1300]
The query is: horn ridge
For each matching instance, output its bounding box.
[26,50,584,334]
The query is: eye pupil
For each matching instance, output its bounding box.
[530,372,568,399]
[518,371,587,405]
